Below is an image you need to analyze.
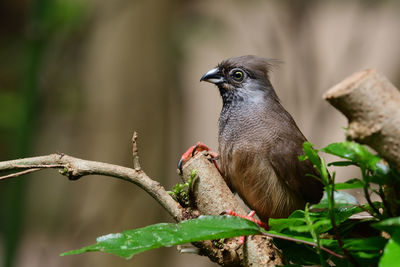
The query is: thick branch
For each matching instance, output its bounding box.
[0,150,284,265]
[324,69,400,215]
[323,69,400,170]
[181,152,282,266]
[0,154,187,222]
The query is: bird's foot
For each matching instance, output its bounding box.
[224,210,269,245]
[178,141,219,174]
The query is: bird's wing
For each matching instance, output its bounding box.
[266,110,324,204]
[268,137,323,204]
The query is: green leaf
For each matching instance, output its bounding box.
[352,251,381,259]
[271,203,363,235]
[368,174,389,185]
[269,210,313,233]
[327,161,357,167]
[332,236,384,266]
[275,240,323,266]
[288,219,331,234]
[302,142,330,185]
[302,142,321,169]
[61,216,260,259]
[298,154,308,161]
[334,179,364,190]
[369,163,396,185]
[379,229,400,267]
[312,191,359,209]
[269,217,305,232]
[343,236,387,252]
[321,142,380,170]
[372,217,400,234]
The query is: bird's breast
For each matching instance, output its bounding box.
[219,142,304,219]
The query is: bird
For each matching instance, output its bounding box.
[197,55,324,220]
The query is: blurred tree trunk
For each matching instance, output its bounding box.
[15,0,199,267]
[56,0,182,266]
[0,1,49,266]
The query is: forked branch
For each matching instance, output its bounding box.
[0,153,186,222]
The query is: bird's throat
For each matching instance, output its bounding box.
[218,87,244,110]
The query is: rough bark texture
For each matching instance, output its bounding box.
[323,69,400,170]
[181,152,282,266]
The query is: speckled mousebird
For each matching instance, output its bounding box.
[199,55,323,220]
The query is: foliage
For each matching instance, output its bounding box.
[61,215,260,259]
[168,169,197,207]
[62,141,400,266]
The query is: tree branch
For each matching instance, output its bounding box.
[0,141,284,266]
[0,168,43,180]
[324,69,400,215]
[323,69,400,170]
[181,152,282,266]
[0,153,187,222]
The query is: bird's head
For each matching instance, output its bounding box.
[200,55,280,105]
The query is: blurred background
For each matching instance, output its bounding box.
[0,0,400,266]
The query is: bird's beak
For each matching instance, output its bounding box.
[200,67,225,84]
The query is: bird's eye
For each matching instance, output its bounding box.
[231,70,244,82]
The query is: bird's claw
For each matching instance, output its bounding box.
[223,210,269,245]
[191,143,200,157]
[224,210,269,230]
[178,142,218,174]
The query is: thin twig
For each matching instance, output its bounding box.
[0,154,186,222]
[0,168,43,180]
[378,185,393,217]
[362,169,384,219]
[261,232,345,259]
[358,204,379,218]
[2,164,64,169]
[131,132,141,171]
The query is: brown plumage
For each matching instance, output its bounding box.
[200,55,323,220]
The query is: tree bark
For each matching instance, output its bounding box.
[181,152,282,266]
[323,69,400,170]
